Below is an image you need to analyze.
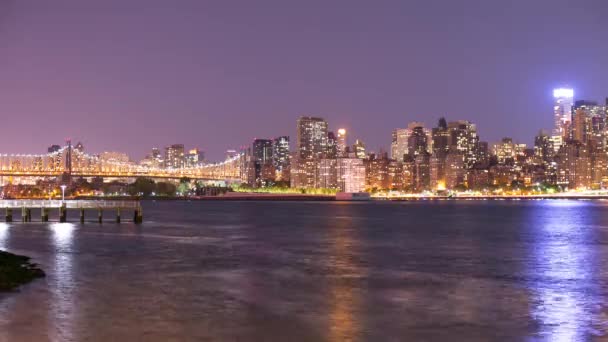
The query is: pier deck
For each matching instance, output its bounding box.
[0,200,142,223]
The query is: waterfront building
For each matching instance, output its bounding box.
[402,156,415,192]
[272,136,290,181]
[413,152,431,192]
[445,152,465,189]
[556,140,592,189]
[387,160,403,190]
[429,152,446,190]
[296,116,329,160]
[337,157,366,193]
[165,144,185,169]
[365,153,390,190]
[316,158,338,189]
[293,116,329,188]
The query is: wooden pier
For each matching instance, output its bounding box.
[0,200,143,223]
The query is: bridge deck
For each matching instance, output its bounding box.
[0,199,140,209]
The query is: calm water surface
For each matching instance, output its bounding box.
[1,200,608,341]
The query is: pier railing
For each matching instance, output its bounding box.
[0,199,140,209]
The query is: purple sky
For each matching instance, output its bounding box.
[1,0,607,161]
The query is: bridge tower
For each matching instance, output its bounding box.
[64,139,73,183]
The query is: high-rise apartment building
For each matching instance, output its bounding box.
[272,136,290,174]
[252,139,273,163]
[165,144,185,169]
[293,117,329,188]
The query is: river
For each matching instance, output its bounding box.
[1,200,608,341]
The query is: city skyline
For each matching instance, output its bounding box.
[1,0,607,160]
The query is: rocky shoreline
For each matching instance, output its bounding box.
[0,250,45,291]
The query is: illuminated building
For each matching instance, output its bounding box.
[365,153,389,190]
[390,128,409,161]
[100,151,130,164]
[556,140,591,189]
[402,156,415,191]
[534,130,554,164]
[327,131,338,159]
[186,148,204,167]
[493,138,515,165]
[413,152,431,192]
[553,88,574,138]
[165,144,185,169]
[252,139,273,163]
[337,157,366,193]
[445,152,465,189]
[387,160,403,190]
[447,120,479,168]
[431,117,450,155]
[429,153,446,190]
[571,108,590,143]
[272,136,290,180]
[296,116,329,160]
[336,129,347,157]
[353,139,366,159]
[317,158,338,189]
[293,116,328,188]
[391,122,432,161]
[408,125,429,157]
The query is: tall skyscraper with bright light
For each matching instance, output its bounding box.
[336,128,347,156]
[553,88,574,138]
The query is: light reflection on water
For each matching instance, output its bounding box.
[530,201,606,341]
[49,223,77,342]
[0,223,8,250]
[327,215,364,341]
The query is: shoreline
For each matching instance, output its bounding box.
[0,250,45,292]
[5,194,608,202]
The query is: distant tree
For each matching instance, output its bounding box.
[156,182,177,196]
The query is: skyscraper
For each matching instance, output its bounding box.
[296,117,329,160]
[293,116,329,188]
[553,88,574,138]
[336,128,347,157]
[272,136,290,173]
[447,120,479,168]
[353,139,366,159]
[165,144,185,169]
[252,139,273,163]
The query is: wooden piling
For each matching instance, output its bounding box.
[6,208,12,222]
[80,208,85,223]
[41,208,49,222]
[59,204,67,223]
[116,208,121,223]
[98,208,103,223]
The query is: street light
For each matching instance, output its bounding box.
[60,185,67,202]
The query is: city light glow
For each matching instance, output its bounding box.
[553,88,574,98]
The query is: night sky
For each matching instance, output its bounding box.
[0,0,606,160]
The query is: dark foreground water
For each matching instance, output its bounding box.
[1,200,608,341]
